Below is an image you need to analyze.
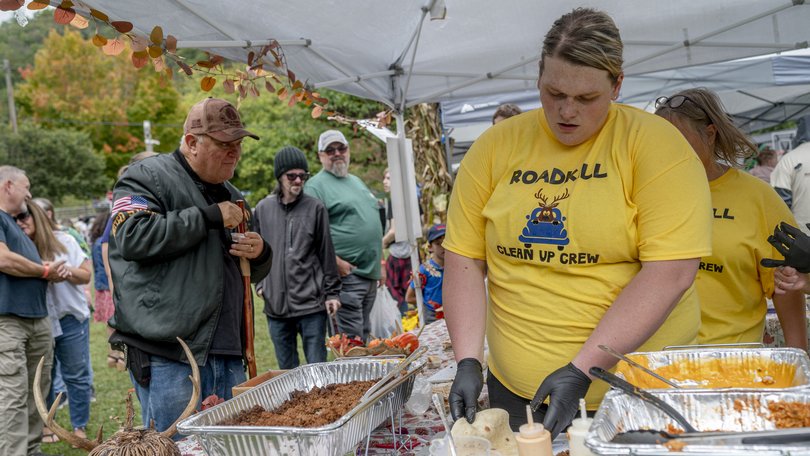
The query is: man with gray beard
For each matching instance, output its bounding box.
[305,130,383,341]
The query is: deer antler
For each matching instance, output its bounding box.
[551,188,570,205]
[160,337,201,439]
[534,188,547,205]
[34,357,98,451]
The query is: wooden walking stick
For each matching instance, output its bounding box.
[236,200,257,379]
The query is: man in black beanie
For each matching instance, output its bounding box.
[253,146,341,368]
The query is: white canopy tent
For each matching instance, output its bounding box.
[71,0,810,323]
[442,50,810,168]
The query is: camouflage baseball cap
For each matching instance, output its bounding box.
[183,98,260,142]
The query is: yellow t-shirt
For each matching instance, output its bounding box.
[697,168,796,344]
[444,105,713,408]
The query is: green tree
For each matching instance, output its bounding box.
[2,124,108,203]
[15,28,183,178]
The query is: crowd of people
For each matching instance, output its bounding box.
[4,7,810,455]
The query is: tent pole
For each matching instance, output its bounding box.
[393,111,427,329]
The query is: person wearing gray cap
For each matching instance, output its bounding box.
[107,98,272,434]
[305,130,383,342]
[253,146,341,369]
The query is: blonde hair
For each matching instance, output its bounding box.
[27,201,66,261]
[655,88,757,165]
[540,8,623,84]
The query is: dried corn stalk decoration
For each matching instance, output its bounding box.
[34,337,200,455]
[405,103,453,227]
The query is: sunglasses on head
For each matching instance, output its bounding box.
[14,211,30,222]
[655,95,712,120]
[285,172,310,182]
[321,144,348,155]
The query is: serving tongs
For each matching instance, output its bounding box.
[360,345,427,403]
[591,367,810,446]
[598,344,680,388]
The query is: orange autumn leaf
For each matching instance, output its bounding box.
[223,79,235,94]
[69,13,88,29]
[152,56,166,72]
[91,34,107,47]
[111,21,133,33]
[166,35,177,54]
[238,83,247,99]
[27,1,48,10]
[131,50,149,69]
[311,105,323,119]
[200,76,216,92]
[89,8,108,21]
[53,7,75,25]
[249,83,260,98]
[0,0,22,10]
[102,38,126,56]
[264,80,274,93]
[210,55,224,66]
[277,87,288,100]
[147,45,162,59]
[149,26,163,45]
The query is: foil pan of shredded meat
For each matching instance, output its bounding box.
[177,357,425,456]
[585,388,810,455]
[614,346,810,391]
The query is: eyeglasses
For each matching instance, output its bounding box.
[321,144,348,155]
[14,211,30,222]
[655,95,712,120]
[285,172,310,182]
[204,135,243,150]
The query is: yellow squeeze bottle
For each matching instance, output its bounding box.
[567,398,596,456]
[517,404,552,456]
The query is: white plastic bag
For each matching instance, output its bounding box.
[369,285,403,339]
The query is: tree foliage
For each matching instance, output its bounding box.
[15,28,182,179]
[1,123,108,203]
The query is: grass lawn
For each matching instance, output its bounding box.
[41,308,283,456]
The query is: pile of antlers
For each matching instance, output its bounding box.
[34,337,201,455]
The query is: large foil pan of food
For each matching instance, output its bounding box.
[585,388,810,455]
[177,357,425,456]
[615,347,810,390]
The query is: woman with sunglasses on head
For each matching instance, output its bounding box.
[444,8,713,437]
[17,202,94,441]
[655,88,807,351]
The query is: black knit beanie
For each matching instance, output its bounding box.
[274,146,309,180]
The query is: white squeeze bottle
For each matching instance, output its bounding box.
[567,398,596,456]
[517,404,552,456]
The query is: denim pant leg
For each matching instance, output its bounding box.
[298,312,327,364]
[131,353,245,438]
[337,274,377,341]
[267,316,300,369]
[54,316,92,429]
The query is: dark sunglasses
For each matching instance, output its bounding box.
[321,144,348,155]
[14,211,30,222]
[655,95,711,120]
[285,172,310,182]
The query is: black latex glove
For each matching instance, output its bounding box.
[530,362,592,439]
[761,222,810,273]
[449,358,483,424]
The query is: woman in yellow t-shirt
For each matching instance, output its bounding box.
[443,8,713,438]
[655,88,807,350]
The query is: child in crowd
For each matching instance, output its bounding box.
[406,224,445,324]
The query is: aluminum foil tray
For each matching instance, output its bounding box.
[586,388,810,456]
[615,347,810,390]
[177,357,425,456]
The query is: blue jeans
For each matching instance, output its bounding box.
[131,354,245,438]
[337,274,377,342]
[267,311,327,369]
[49,315,92,429]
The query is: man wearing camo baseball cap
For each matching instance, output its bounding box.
[107,97,271,433]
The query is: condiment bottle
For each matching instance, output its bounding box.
[567,398,596,456]
[517,404,552,456]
